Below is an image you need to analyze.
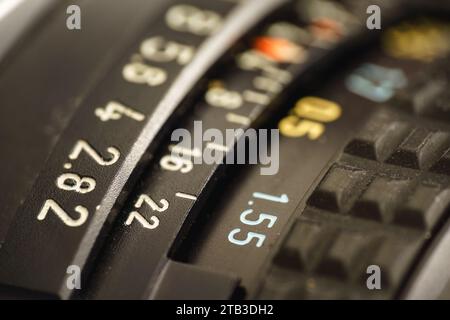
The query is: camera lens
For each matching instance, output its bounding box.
[0,0,449,300]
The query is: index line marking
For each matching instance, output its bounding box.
[175,192,197,201]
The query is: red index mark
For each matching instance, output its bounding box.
[309,18,343,43]
[253,36,306,64]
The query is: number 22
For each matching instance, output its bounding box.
[125,194,169,230]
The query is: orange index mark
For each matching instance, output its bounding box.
[253,36,306,64]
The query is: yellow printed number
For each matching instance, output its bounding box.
[279,116,325,139]
[279,97,341,140]
[383,20,450,62]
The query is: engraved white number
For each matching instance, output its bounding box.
[56,173,96,194]
[237,50,292,84]
[123,62,167,87]
[166,5,222,36]
[37,199,88,227]
[253,76,282,94]
[135,194,169,212]
[205,87,243,109]
[69,140,120,166]
[125,211,159,229]
[160,154,193,173]
[95,101,145,122]
[125,194,169,230]
[140,36,195,65]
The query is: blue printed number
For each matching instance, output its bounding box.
[345,63,407,102]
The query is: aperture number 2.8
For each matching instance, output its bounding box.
[37,140,121,227]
